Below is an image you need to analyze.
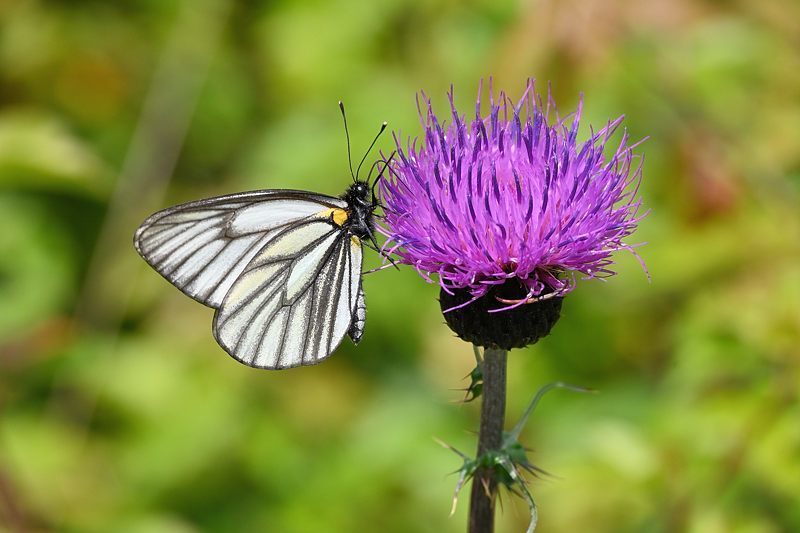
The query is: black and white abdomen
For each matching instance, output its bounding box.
[347,287,367,343]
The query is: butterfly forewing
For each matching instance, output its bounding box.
[134,190,347,307]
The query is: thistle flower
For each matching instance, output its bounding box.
[379,80,647,349]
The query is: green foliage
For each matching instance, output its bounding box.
[1,0,798,531]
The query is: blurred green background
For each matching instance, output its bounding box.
[1,0,799,531]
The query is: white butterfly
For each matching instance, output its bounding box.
[135,107,390,369]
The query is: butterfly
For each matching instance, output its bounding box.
[134,103,392,369]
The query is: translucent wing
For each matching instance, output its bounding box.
[134,190,347,307]
[212,220,363,369]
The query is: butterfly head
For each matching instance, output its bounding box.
[342,180,373,208]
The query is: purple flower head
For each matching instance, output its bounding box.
[379,80,647,313]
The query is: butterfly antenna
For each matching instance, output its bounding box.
[356,121,388,181]
[339,101,356,182]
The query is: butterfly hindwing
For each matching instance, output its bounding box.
[212,220,363,368]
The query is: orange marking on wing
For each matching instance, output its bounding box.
[318,208,349,226]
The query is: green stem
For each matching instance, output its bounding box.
[467,346,507,533]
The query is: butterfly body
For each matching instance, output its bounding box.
[338,181,377,241]
[134,180,379,370]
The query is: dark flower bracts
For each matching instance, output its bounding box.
[379,80,647,348]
